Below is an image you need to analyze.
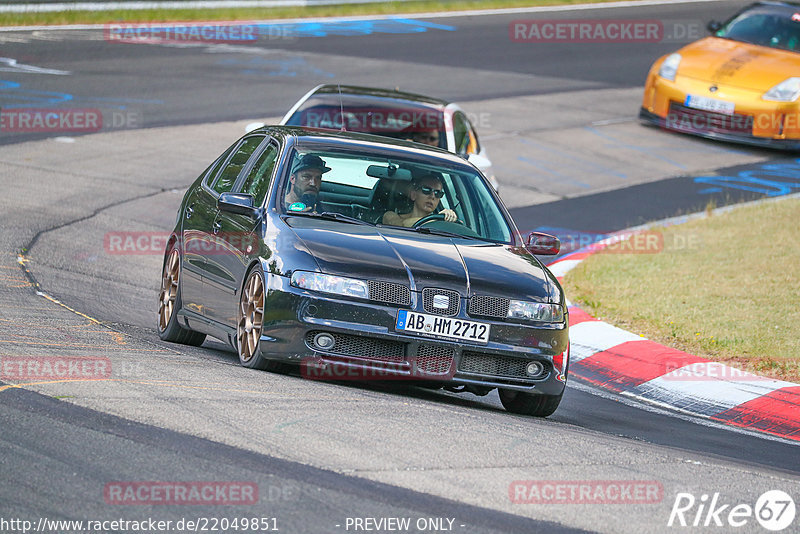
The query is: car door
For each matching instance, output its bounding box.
[201,135,269,326]
[180,143,236,316]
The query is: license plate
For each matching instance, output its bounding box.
[396,310,490,344]
[685,94,735,115]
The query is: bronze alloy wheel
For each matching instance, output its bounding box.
[158,248,180,332]
[238,269,265,363]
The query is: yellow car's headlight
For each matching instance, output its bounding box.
[658,53,682,82]
[763,77,800,102]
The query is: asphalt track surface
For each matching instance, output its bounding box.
[1,1,800,533]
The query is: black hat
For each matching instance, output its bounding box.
[291,154,331,175]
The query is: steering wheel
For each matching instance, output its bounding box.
[413,213,465,228]
[413,213,446,228]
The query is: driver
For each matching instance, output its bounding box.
[284,154,331,212]
[382,172,457,227]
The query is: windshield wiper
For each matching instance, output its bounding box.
[412,226,484,241]
[317,211,373,226]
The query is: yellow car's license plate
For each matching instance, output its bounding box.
[685,94,735,115]
[396,310,489,344]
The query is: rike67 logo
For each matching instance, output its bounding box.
[668,490,796,531]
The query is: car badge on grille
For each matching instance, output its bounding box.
[709,85,718,93]
[432,294,450,309]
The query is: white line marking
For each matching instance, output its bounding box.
[569,321,645,362]
[0,57,71,75]
[547,259,582,278]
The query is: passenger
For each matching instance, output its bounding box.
[408,128,441,148]
[382,172,457,227]
[284,154,330,212]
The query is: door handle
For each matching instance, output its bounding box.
[185,205,194,219]
[212,221,222,234]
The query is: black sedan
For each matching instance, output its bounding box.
[157,126,569,416]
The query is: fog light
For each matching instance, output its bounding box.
[313,333,335,351]
[526,361,545,377]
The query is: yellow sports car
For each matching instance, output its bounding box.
[640,1,800,149]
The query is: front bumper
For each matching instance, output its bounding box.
[641,74,800,150]
[259,274,568,394]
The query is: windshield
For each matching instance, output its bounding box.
[279,147,513,243]
[715,6,800,52]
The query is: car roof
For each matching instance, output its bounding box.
[306,84,450,110]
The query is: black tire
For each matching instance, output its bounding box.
[157,247,206,346]
[236,265,276,370]
[498,389,563,417]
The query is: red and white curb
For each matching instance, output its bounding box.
[548,231,800,443]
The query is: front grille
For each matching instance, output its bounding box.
[667,102,753,136]
[305,331,404,361]
[415,344,454,375]
[368,280,411,306]
[468,295,509,318]
[422,288,460,316]
[459,351,548,379]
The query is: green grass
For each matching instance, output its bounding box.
[1,0,621,26]
[563,197,800,382]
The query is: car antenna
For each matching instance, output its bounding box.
[338,83,346,132]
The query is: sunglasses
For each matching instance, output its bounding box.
[417,186,445,198]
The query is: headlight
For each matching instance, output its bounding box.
[291,271,369,299]
[763,77,800,102]
[658,53,682,82]
[507,300,564,323]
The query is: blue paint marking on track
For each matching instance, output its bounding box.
[0,79,163,110]
[218,57,334,78]
[104,18,455,41]
[0,79,73,107]
[695,158,800,197]
[254,18,456,38]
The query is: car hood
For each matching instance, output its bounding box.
[675,37,800,91]
[286,217,552,302]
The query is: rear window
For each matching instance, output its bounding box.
[285,97,445,148]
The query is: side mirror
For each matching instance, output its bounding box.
[218,192,256,216]
[707,20,722,33]
[526,232,560,256]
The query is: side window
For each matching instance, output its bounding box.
[203,145,236,187]
[240,143,279,206]
[211,136,264,194]
[452,112,470,155]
